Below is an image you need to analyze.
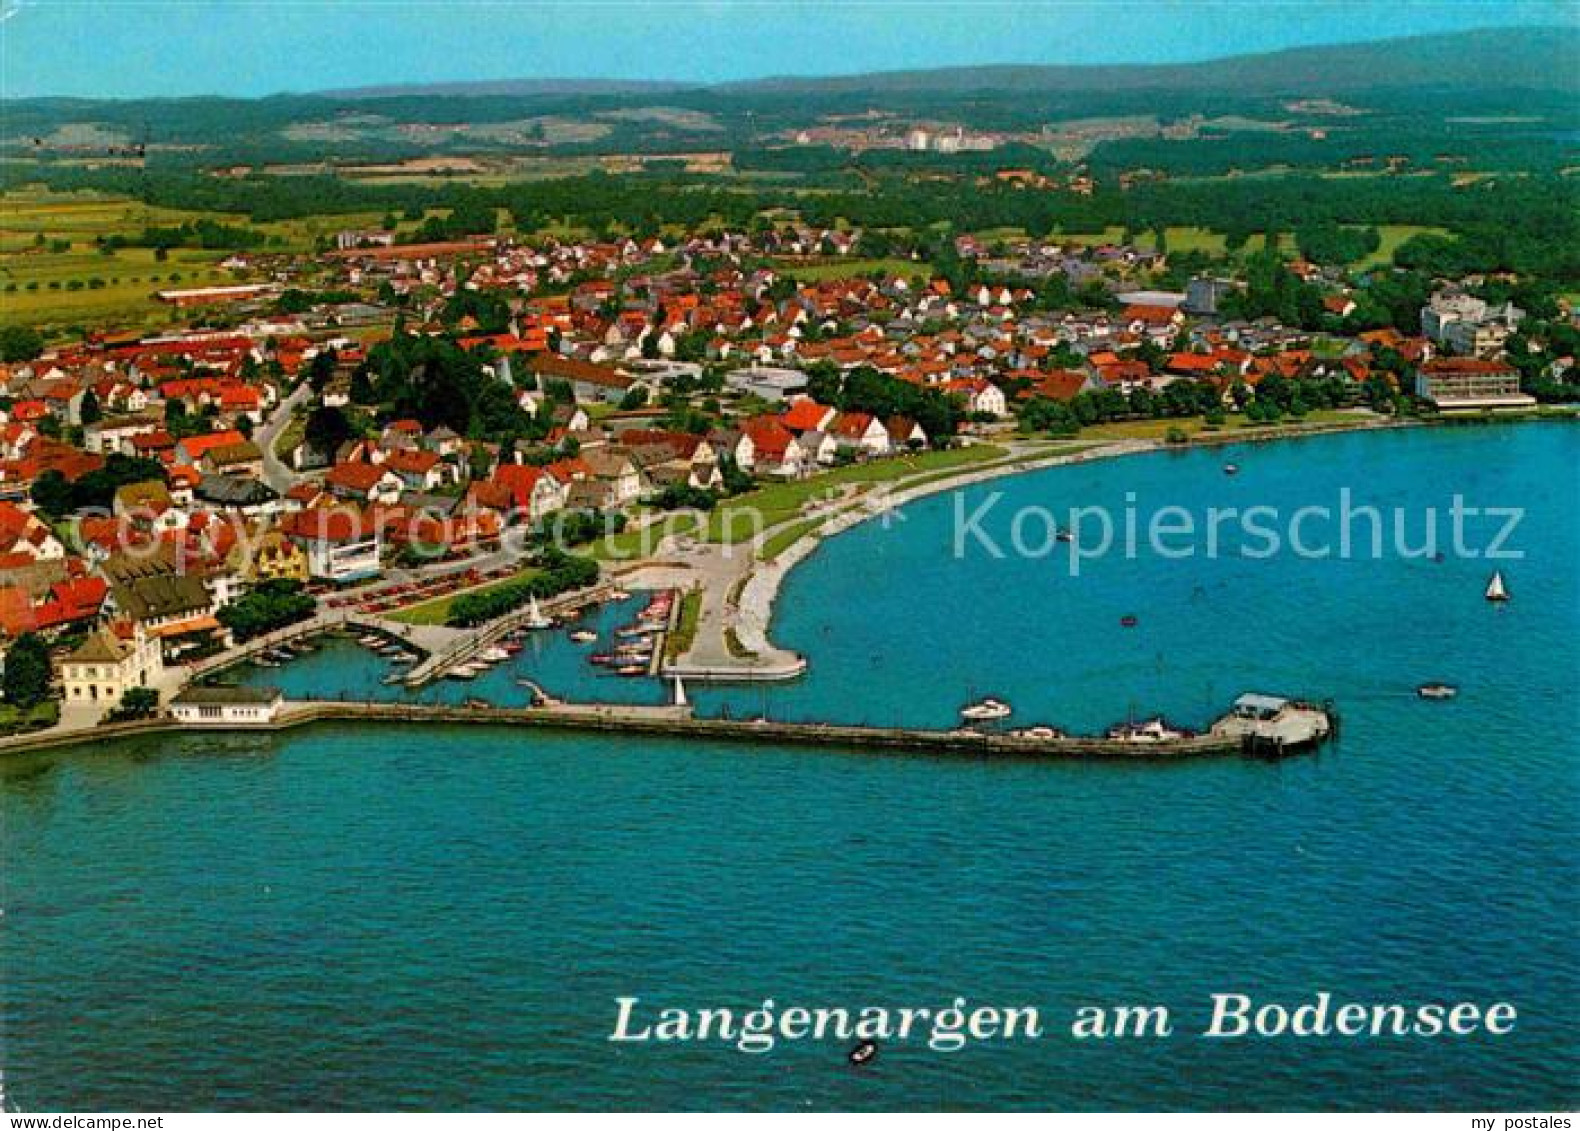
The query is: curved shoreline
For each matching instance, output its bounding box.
[721,414,1426,678]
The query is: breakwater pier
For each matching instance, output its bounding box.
[0,693,1334,762]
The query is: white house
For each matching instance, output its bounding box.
[171,685,285,724]
[60,622,163,711]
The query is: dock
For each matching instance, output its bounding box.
[0,693,1336,762]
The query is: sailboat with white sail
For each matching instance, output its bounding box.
[524,595,553,629]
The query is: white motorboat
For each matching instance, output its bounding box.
[1105,717,1189,744]
[960,697,1012,722]
[569,630,598,644]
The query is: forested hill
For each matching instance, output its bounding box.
[1,27,1575,174]
[718,27,1580,96]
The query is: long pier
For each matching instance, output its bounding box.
[0,697,1334,761]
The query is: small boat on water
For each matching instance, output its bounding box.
[1056,529,1074,544]
[616,664,647,677]
[388,652,416,665]
[446,663,482,680]
[523,596,553,630]
[1224,463,1240,476]
[1485,571,1510,603]
[617,625,659,639]
[478,646,511,663]
[500,641,524,655]
[252,656,281,669]
[1106,717,1190,744]
[847,1040,878,1067]
[569,630,598,644]
[1418,683,1458,700]
[590,653,616,665]
[1120,614,1139,628]
[961,697,1012,722]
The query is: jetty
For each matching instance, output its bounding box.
[0,692,1336,762]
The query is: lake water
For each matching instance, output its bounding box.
[3,423,1576,1110]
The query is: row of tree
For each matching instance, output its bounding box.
[446,552,599,628]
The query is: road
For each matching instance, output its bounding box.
[257,381,313,494]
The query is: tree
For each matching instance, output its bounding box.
[215,580,316,642]
[304,405,354,457]
[304,349,338,394]
[0,324,44,363]
[107,687,159,721]
[29,470,74,518]
[78,386,101,426]
[2,633,51,708]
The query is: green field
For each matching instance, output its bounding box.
[0,187,396,334]
[1358,223,1448,267]
[777,256,925,282]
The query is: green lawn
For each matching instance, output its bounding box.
[758,516,827,561]
[1080,409,1364,442]
[588,511,703,561]
[664,587,703,660]
[386,567,541,626]
[706,444,1007,544]
[0,699,60,735]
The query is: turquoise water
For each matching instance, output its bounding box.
[3,423,1576,1110]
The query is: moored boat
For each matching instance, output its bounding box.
[961,697,1012,722]
[1418,683,1458,700]
[1105,716,1190,743]
[523,596,553,630]
[569,630,598,644]
[1011,725,1067,740]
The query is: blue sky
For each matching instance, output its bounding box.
[0,1,1572,99]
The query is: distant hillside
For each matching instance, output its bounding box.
[323,78,694,99]
[716,27,1580,96]
[313,27,1577,101]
